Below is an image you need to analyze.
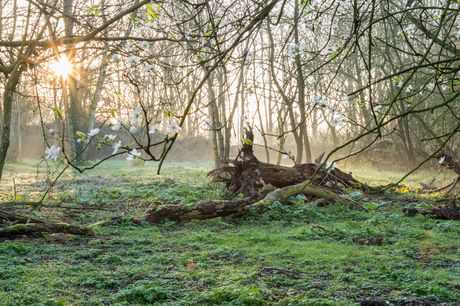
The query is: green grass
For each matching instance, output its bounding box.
[0,160,460,305]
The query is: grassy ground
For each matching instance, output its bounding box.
[0,159,459,305]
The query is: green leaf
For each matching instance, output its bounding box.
[55,108,62,117]
[363,203,378,210]
[76,131,85,137]
[84,8,93,12]
[163,110,171,117]
[111,109,116,117]
[243,138,253,145]
[146,3,155,13]
[94,11,99,18]
[129,15,137,25]
[155,4,163,12]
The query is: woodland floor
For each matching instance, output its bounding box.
[0,159,459,305]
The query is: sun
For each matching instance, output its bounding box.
[50,56,72,77]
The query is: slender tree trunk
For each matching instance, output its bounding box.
[217,68,227,164]
[64,0,84,163]
[0,61,27,180]
[16,80,22,161]
[294,0,311,163]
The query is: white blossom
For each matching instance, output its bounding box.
[112,140,122,154]
[313,96,322,106]
[145,21,158,30]
[131,107,141,125]
[49,129,54,134]
[326,46,338,54]
[406,85,413,92]
[125,41,134,52]
[111,121,122,131]
[373,104,382,112]
[130,126,137,133]
[331,24,338,30]
[148,125,158,134]
[326,161,337,170]
[427,83,435,91]
[112,54,120,62]
[44,145,60,161]
[140,41,150,49]
[397,24,415,39]
[282,150,293,159]
[126,148,141,161]
[166,121,182,133]
[126,55,140,66]
[88,128,100,137]
[439,156,445,164]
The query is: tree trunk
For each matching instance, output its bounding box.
[0,61,26,181]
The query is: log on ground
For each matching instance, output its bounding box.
[131,184,276,225]
[130,179,358,225]
[0,222,96,237]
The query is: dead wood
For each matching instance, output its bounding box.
[403,200,460,220]
[435,151,460,175]
[0,222,96,237]
[114,129,362,225]
[0,210,60,226]
[209,129,374,197]
[426,152,460,194]
[130,184,276,225]
[255,178,357,207]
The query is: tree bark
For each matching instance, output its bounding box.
[0,223,95,237]
[0,61,26,181]
[131,184,276,224]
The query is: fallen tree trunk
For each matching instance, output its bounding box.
[259,181,357,207]
[130,184,276,225]
[0,223,96,237]
[0,210,59,225]
[129,173,358,225]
